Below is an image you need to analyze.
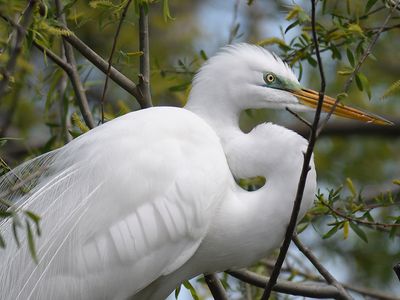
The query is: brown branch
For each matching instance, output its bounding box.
[204,273,229,300]
[137,4,152,107]
[291,119,400,139]
[0,0,37,99]
[262,259,400,300]
[62,33,150,108]
[100,0,133,123]
[322,201,400,229]
[261,1,326,298]
[228,270,343,298]
[55,0,95,129]
[292,235,351,299]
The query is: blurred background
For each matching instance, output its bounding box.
[0,0,399,298]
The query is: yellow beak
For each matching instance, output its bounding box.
[291,88,393,126]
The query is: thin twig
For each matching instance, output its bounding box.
[261,1,326,298]
[204,273,229,300]
[32,41,72,72]
[317,0,400,135]
[262,259,400,300]
[137,4,152,107]
[292,235,351,299]
[57,45,72,143]
[286,107,312,128]
[55,0,95,129]
[0,0,37,99]
[322,201,400,229]
[228,270,342,298]
[100,0,133,123]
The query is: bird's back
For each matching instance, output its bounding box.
[0,107,233,299]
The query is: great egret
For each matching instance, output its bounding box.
[0,44,389,300]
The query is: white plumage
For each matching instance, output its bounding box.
[0,44,383,299]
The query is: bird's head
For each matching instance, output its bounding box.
[188,44,391,126]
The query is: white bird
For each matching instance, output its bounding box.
[0,44,389,300]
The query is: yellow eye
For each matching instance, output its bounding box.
[264,73,275,83]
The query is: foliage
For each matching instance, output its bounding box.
[0,0,399,298]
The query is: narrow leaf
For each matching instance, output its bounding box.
[343,221,349,239]
[182,281,199,300]
[174,285,181,299]
[163,0,175,22]
[365,0,378,13]
[0,234,5,248]
[346,177,356,198]
[346,48,355,67]
[323,224,339,239]
[26,220,38,263]
[25,211,41,236]
[349,221,368,242]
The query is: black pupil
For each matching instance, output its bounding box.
[268,75,273,81]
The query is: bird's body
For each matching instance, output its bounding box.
[0,44,387,299]
[0,106,314,300]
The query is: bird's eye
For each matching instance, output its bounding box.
[264,73,275,84]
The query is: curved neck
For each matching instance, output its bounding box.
[185,84,243,145]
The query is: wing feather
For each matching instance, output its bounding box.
[0,107,231,299]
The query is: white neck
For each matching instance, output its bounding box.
[185,82,243,146]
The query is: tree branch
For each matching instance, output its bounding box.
[55,0,95,129]
[100,0,133,123]
[204,273,229,300]
[291,119,400,139]
[0,0,37,99]
[261,1,326,298]
[137,4,153,107]
[292,235,351,299]
[62,32,149,108]
[227,270,343,299]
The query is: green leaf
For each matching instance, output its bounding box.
[285,20,299,34]
[162,0,175,22]
[182,281,199,300]
[0,233,5,248]
[357,73,371,99]
[346,177,356,198]
[337,67,354,76]
[323,224,339,239]
[25,211,41,236]
[174,285,181,299]
[365,0,378,13]
[257,38,290,51]
[26,220,38,263]
[199,50,208,61]
[12,217,21,248]
[355,73,363,91]
[0,210,13,218]
[346,48,355,67]
[349,221,368,242]
[343,221,349,239]
[381,79,400,99]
